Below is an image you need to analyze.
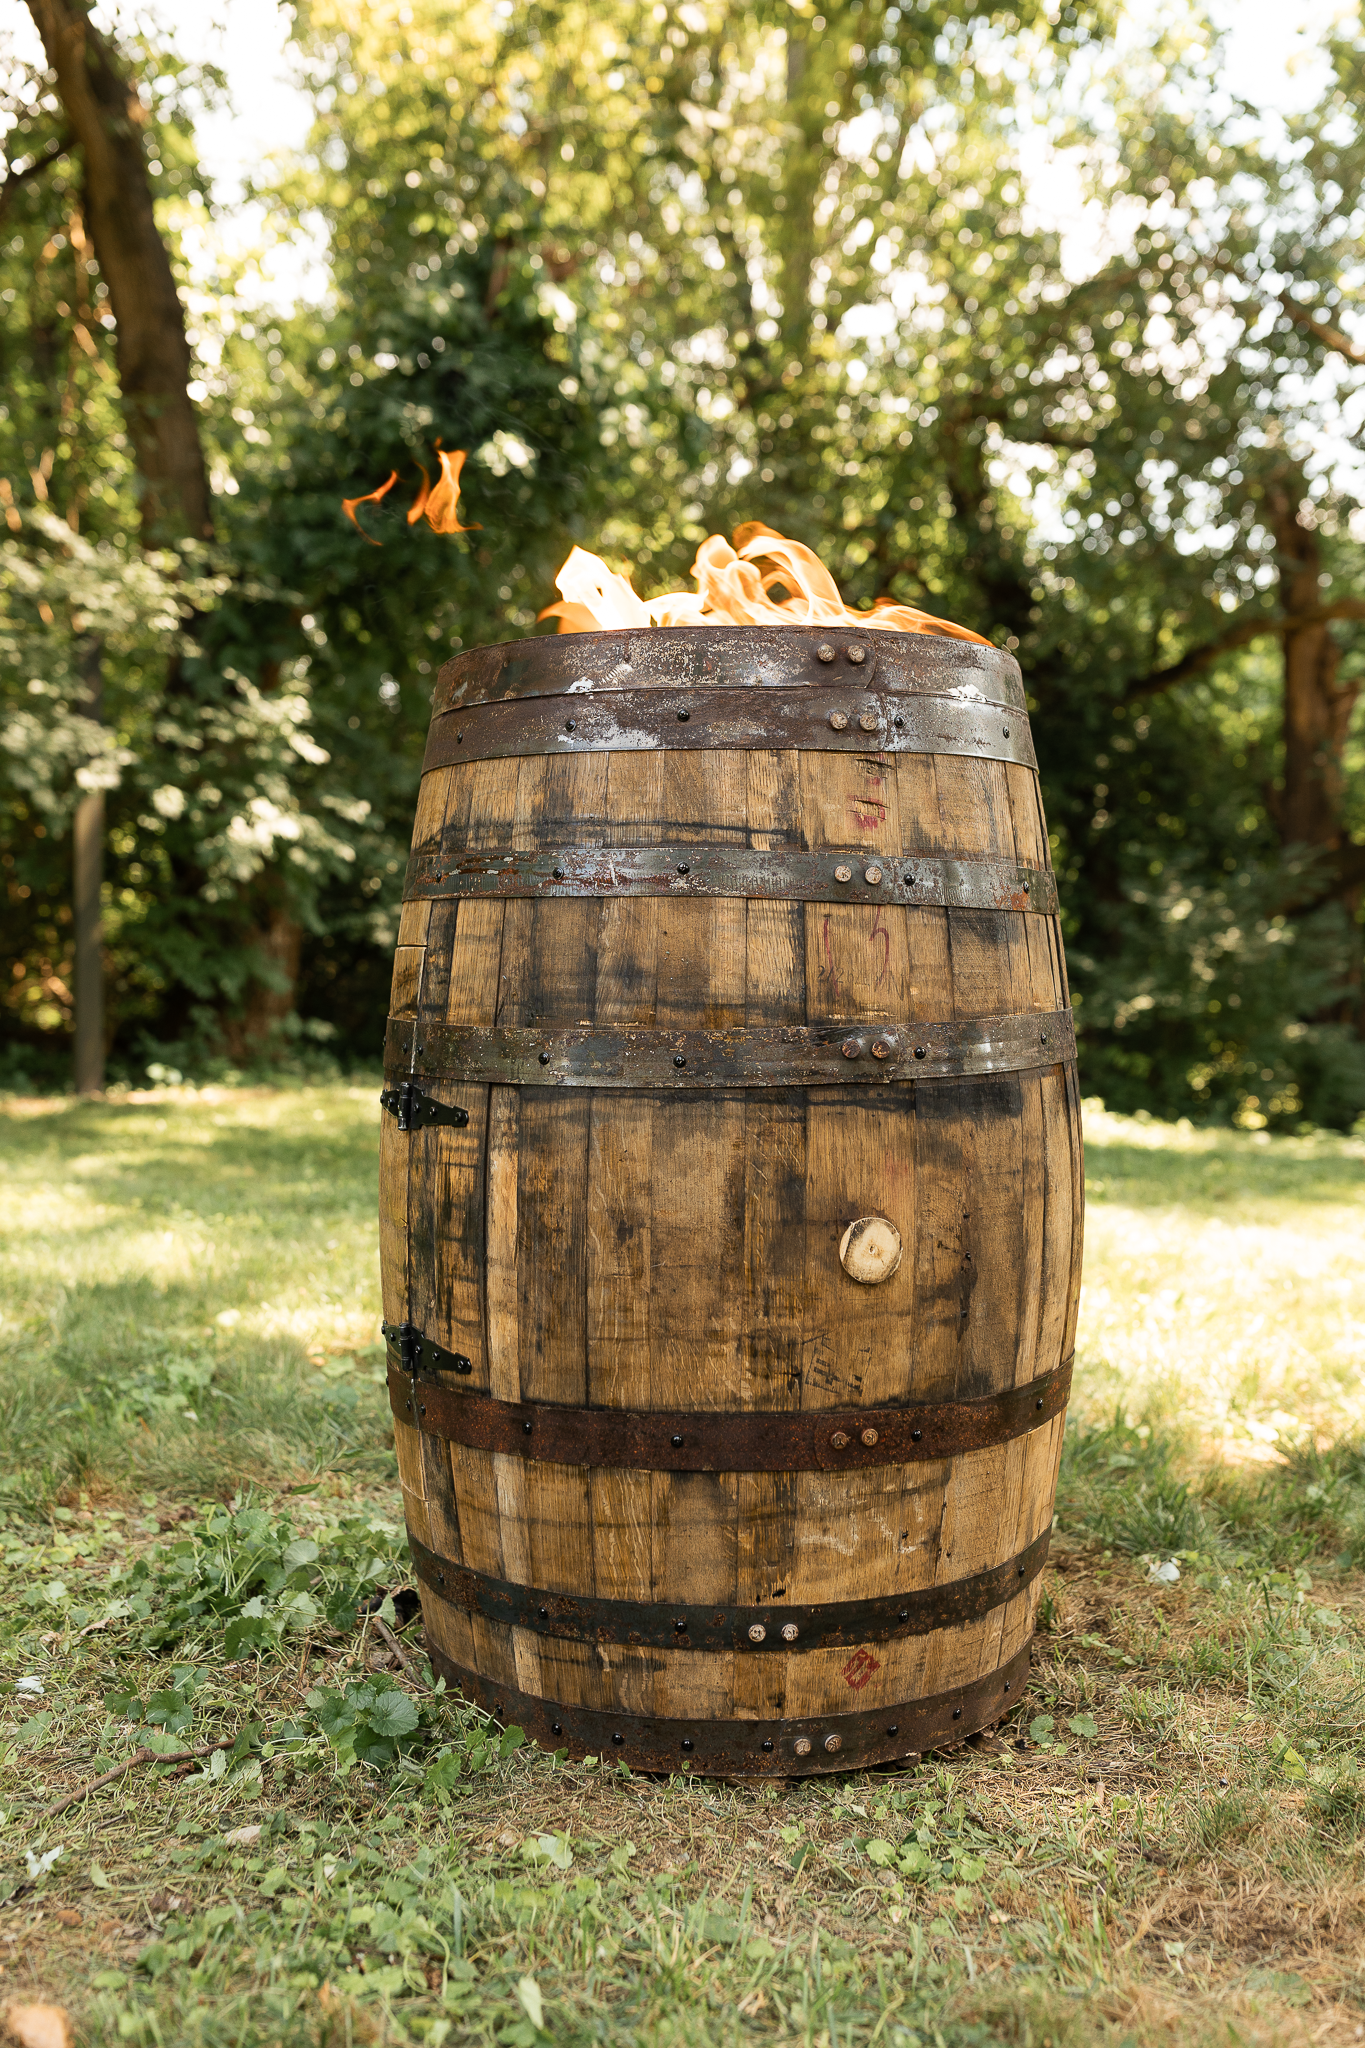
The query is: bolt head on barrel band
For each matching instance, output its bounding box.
[780,1621,799,1642]
[839,1214,903,1285]
[857,712,878,732]
[828,710,849,731]
[793,1737,812,1755]
[834,863,853,882]
[748,1623,767,1642]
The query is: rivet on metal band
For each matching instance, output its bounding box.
[401,846,1059,916]
[407,1528,1051,1651]
[384,1008,1076,1091]
[422,1638,1034,1775]
[385,1341,1072,1471]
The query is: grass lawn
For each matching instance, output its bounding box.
[2,1081,1364,2048]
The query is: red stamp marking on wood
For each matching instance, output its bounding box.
[842,1647,880,1691]
[849,794,887,832]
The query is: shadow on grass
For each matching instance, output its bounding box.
[2,1089,379,1227]
[1,1286,395,1508]
[1057,1409,1365,1573]
[1083,1128,1365,1212]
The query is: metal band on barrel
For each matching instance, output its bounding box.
[408,1528,1049,1653]
[384,1008,1075,1090]
[421,688,1037,774]
[423,1638,1034,1774]
[403,845,1059,915]
[432,623,1029,717]
[387,1348,1071,1471]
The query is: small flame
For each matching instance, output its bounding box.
[341,470,399,546]
[540,522,987,644]
[343,446,479,544]
[425,446,481,534]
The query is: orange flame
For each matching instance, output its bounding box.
[342,453,982,644]
[341,470,399,545]
[424,447,480,535]
[343,446,480,544]
[540,522,988,643]
[406,462,431,525]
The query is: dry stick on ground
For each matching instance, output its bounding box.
[373,1615,427,1687]
[45,1737,236,1820]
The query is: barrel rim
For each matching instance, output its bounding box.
[432,621,1026,717]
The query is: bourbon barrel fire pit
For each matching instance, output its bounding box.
[379,623,1081,1775]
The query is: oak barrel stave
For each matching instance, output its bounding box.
[380,626,1082,1771]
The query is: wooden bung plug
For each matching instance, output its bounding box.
[839,1215,903,1285]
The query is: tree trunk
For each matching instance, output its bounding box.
[28,1,308,1054]
[25,0,211,545]
[1266,476,1363,1025]
[72,639,104,1095]
[1267,479,1360,857]
[221,911,305,1065]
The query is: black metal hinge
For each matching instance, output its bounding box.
[379,1081,469,1132]
[381,1320,473,1381]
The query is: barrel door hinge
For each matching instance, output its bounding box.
[380,1081,469,1132]
[381,1322,474,1417]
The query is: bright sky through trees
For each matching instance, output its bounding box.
[7,0,1356,310]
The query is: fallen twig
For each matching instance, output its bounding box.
[374,1615,428,1688]
[45,1737,237,1820]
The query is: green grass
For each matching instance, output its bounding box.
[3,1082,1365,2048]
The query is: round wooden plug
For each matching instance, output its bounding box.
[838,1215,903,1285]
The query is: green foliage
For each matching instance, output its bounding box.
[2,0,1362,1109]
[106,1499,405,1656]
[305,1677,423,1775]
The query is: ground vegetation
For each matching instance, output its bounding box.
[2,1082,1364,2043]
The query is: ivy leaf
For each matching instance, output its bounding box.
[366,1690,419,1739]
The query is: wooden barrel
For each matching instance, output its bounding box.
[380,624,1082,1775]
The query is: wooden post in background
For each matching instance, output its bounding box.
[73,638,104,1095]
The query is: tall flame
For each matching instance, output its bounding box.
[541,522,988,643]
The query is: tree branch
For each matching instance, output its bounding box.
[0,130,72,221]
[1274,294,1365,367]
[1125,599,1365,701]
[44,1736,236,1819]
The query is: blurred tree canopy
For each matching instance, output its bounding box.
[2,0,1362,1125]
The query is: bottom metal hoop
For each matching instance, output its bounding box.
[423,1638,1032,1776]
